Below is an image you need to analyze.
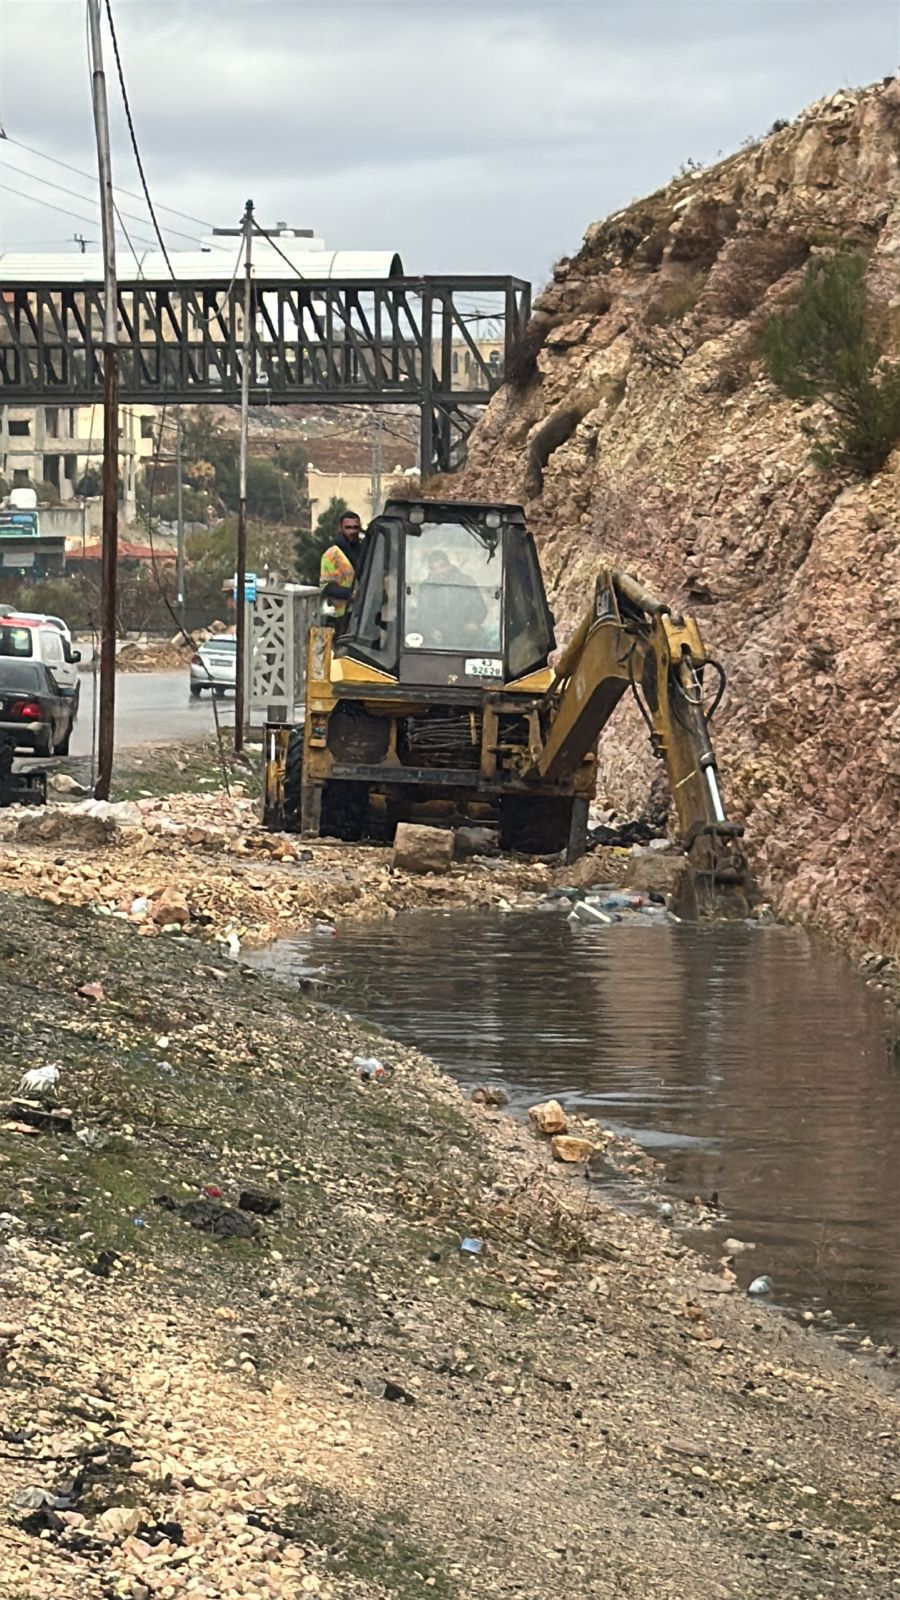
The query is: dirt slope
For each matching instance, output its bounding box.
[2,893,899,1599]
[457,79,900,957]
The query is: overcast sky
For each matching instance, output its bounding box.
[0,1,897,288]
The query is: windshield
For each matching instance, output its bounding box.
[404,522,501,653]
[0,625,34,659]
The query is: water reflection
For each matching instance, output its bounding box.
[251,913,900,1338]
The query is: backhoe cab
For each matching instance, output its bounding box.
[263,497,746,894]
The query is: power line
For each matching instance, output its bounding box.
[0,177,155,246]
[252,219,305,279]
[0,154,201,245]
[102,0,175,275]
[0,131,215,232]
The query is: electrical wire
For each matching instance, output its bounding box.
[0,132,215,231]
[251,220,304,279]
[0,155,202,246]
[0,177,155,247]
[102,0,175,276]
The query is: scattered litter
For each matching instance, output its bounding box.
[176,1196,260,1239]
[76,1126,110,1151]
[88,1250,119,1278]
[201,1184,223,1199]
[238,1189,281,1216]
[460,1236,484,1256]
[748,1275,774,1297]
[570,900,614,924]
[2,1120,40,1137]
[17,1064,60,1097]
[723,1237,756,1255]
[4,1105,73,1135]
[12,1485,74,1512]
[133,1216,147,1229]
[353,1054,386,1081]
[658,1201,675,1223]
[595,890,645,912]
[130,896,149,917]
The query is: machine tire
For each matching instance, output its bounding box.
[190,684,203,699]
[320,779,370,842]
[283,730,303,832]
[34,729,53,759]
[214,686,227,698]
[53,722,72,757]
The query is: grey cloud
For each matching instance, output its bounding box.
[0,0,896,282]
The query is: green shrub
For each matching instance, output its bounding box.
[764,252,900,475]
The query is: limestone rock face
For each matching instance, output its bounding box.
[458,81,900,956]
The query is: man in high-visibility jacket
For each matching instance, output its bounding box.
[319,510,363,629]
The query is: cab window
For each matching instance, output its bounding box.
[340,525,399,669]
[403,523,502,654]
[0,625,34,658]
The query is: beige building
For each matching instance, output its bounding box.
[0,401,158,515]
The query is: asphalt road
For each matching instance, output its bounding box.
[70,670,233,756]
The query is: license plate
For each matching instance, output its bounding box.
[464,658,503,679]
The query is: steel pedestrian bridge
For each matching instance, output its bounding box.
[0,274,531,473]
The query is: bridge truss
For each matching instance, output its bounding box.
[0,275,531,473]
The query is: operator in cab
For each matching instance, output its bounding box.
[319,510,364,631]
[411,547,488,647]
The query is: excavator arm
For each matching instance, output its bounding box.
[535,569,747,890]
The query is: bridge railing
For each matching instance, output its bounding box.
[0,275,531,472]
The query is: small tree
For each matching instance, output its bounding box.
[315,496,350,540]
[293,528,323,585]
[764,252,900,475]
[277,442,310,482]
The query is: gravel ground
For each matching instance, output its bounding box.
[0,889,899,1600]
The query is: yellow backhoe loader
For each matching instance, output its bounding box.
[263,497,746,899]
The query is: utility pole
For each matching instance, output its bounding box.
[370,411,383,517]
[234,198,253,754]
[87,0,119,800]
[175,406,185,624]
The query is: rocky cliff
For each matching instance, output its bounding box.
[458,79,900,957]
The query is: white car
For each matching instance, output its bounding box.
[0,616,82,707]
[5,609,73,644]
[190,635,236,697]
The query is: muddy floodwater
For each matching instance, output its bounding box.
[251,912,900,1342]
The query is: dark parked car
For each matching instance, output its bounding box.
[0,659,76,756]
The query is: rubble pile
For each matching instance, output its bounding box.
[457,80,900,958]
[0,790,555,949]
